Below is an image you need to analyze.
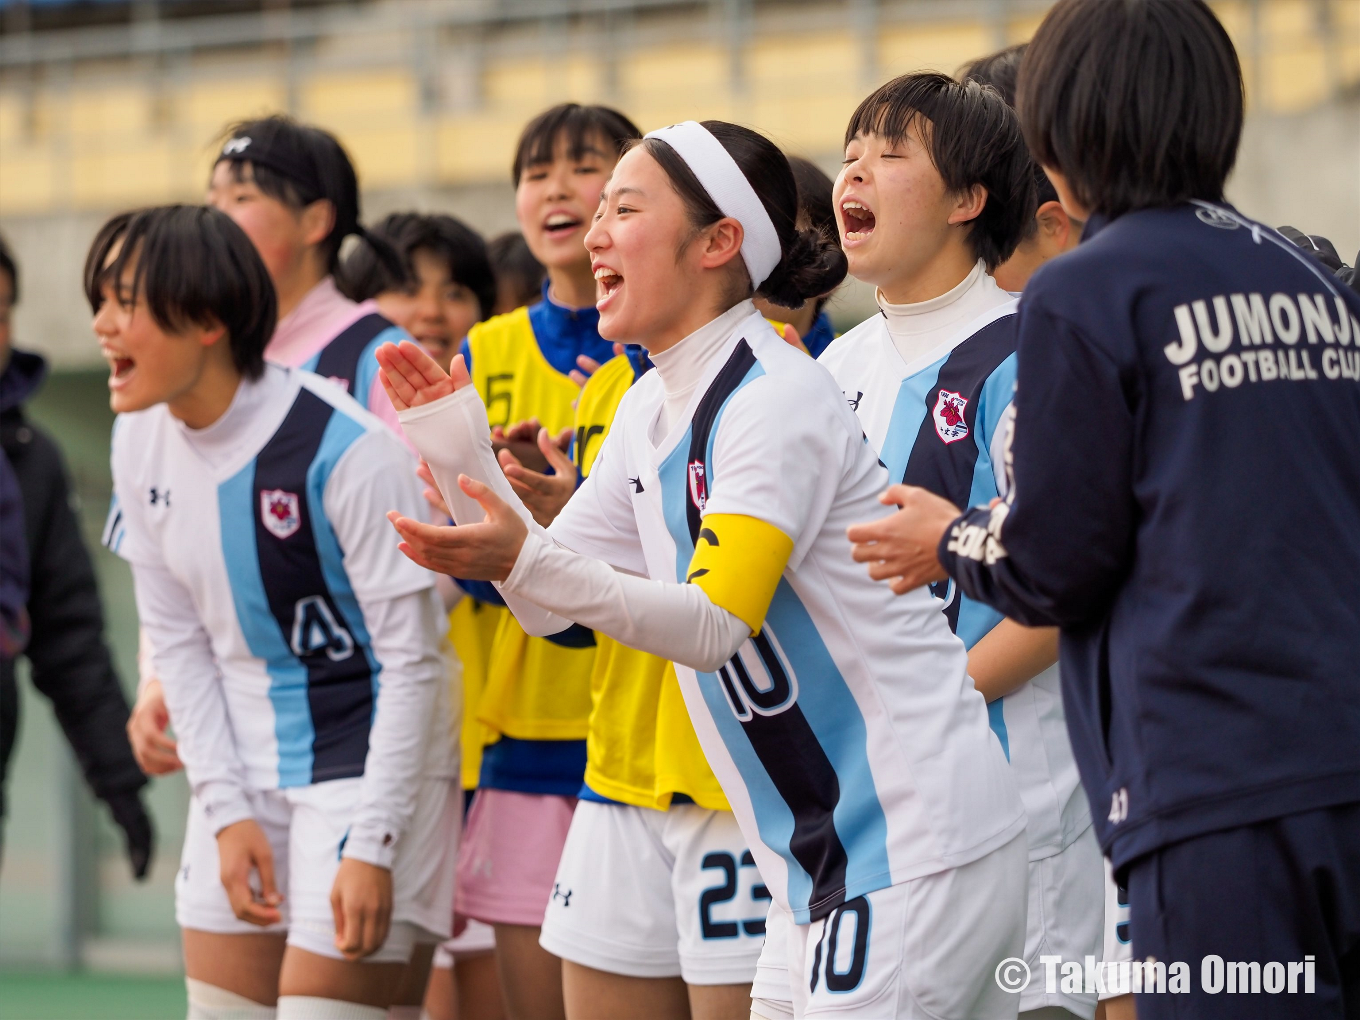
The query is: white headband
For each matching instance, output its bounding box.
[644,121,782,289]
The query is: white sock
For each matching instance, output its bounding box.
[385,1008,422,1020]
[750,998,796,1020]
[185,978,277,1020]
[275,997,387,1020]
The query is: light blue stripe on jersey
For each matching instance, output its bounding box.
[306,409,380,705]
[878,357,946,484]
[219,462,315,786]
[764,581,892,898]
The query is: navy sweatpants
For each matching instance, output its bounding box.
[1127,801,1360,1019]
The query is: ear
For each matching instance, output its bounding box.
[697,218,745,272]
[300,198,337,249]
[947,184,987,227]
[194,317,228,351]
[1035,200,1071,248]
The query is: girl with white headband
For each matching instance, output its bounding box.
[378,120,1028,1019]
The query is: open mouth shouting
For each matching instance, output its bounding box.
[841,199,876,242]
[103,346,137,391]
[544,211,584,238]
[593,262,623,309]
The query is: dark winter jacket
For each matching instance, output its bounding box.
[0,349,147,828]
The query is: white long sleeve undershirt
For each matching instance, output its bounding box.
[398,385,750,673]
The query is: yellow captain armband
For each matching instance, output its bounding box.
[684,514,794,635]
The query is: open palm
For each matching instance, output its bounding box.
[376,340,472,412]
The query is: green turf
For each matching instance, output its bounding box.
[0,972,186,1019]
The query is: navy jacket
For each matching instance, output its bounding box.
[941,203,1360,870]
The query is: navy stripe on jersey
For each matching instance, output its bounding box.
[254,388,374,782]
[901,315,1017,631]
[312,312,392,397]
[688,339,851,919]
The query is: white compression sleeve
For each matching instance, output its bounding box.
[398,388,569,638]
[398,387,750,668]
[502,531,749,672]
[344,588,446,869]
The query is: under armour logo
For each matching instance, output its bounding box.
[848,390,863,411]
[628,476,645,493]
[551,883,573,907]
[149,487,171,507]
[222,136,251,155]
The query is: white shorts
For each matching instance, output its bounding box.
[1098,856,1132,1001]
[1020,826,1104,1017]
[432,919,497,969]
[538,800,765,986]
[755,832,1027,1019]
[176,776,459,964]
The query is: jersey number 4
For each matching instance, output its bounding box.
[291,595,356,662]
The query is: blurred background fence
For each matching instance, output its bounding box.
[0,0,1357,985]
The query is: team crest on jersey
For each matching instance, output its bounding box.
[688,461,708,512]
[933,390,970,444]
[261,489,301,539]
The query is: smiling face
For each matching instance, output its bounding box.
[514,132,615,274]
[91,250,225,416]
[584,146,742,350]
[375,247,482,372]
[835,123,979,304]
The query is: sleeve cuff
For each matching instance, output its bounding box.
[197,783,255,836]
[341,824,399,869]
[501,530,547,596]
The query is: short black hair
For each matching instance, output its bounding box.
[84,205,277,380]
[340,212,497,321]
[638,122,847,309]
[487,231,546,311]
[1017,0,1243,219]
[959,43,1059,229]
[215,115,404,279]
[512,103,641,183]
[845,72,1035,269]
[0,232,15,303]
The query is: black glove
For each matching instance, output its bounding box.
[105,789,154,881]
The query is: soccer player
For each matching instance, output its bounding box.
[448,103,641,1020]
[127,114,420,770]
[817,71,1102,1020]
[752,156,840,357]
[380,119,1028,1020]
[851,2,1360,1018]
[341,211,506,1020]
[93,205,458,1020]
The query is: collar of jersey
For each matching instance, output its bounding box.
[645,304,767,464]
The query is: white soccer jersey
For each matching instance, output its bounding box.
[107,365,453,862]
[546,310,1024,923]
[819,308,1089,859]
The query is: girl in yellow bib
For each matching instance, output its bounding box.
[448,103,641,1020]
